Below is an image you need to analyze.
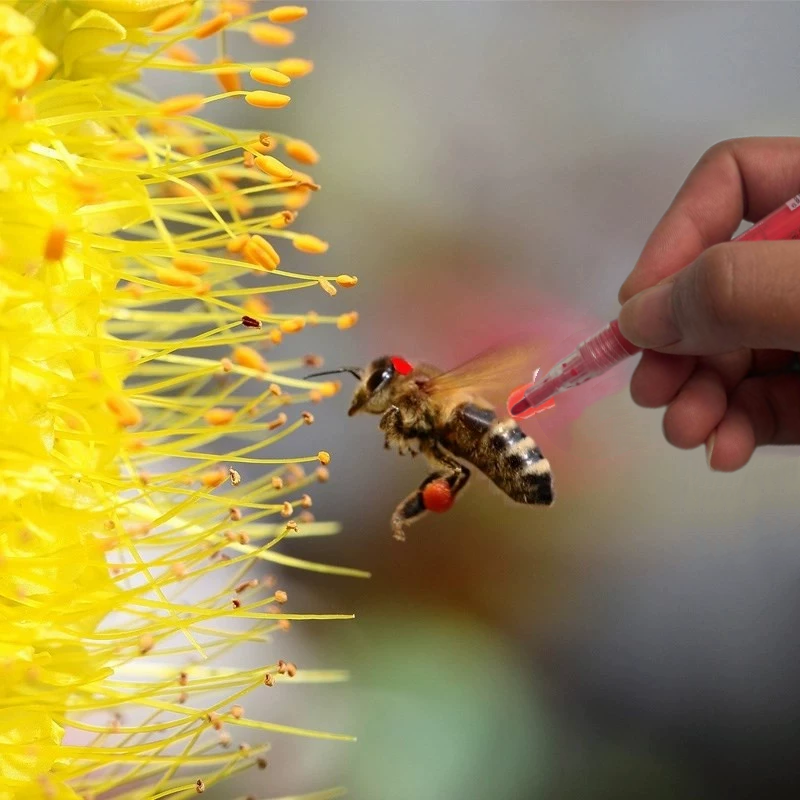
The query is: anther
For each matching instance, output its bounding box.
[249,23,295,46]
[292,234,329,254]
[194,12,232,40]
[245,91,291,109]
[241,315,262,329]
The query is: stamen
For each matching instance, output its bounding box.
[245,90,291,109]
[285,139,319,165]
[249,23,295,46]
[267,6,309,23]
[292,234,329,254]
[250,67,291,87]
[151,2,194,32]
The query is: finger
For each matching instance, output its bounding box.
[618,241,800,355]
[662,369,728,450]
[619,137,800,303]
[629,351,696,408]
[708,373,800,470]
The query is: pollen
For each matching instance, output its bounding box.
[204,407,236,425]
[337,311,359,330]
[229,467,241,486]
[281,502,293,517]
[267,413,287,430]
[158,94,206,116]
[268,210,297,228]
[268,329,283,344]
[201,467,227,488]
[245,90,292,109]
[285,139,319,165]
[106,394,143,429]
[292,234,329,254]
[44,221,68,261]
[151,2,194,32]
[335,274,358,287]
[280,318,305,334]
[316,466,330,482]
[233,345,268,372]
[254,154,294,180]
[276,58,314,78]
[249,23,295,46]
[173,255,210,275]
[156,267,204,290]
[268,6,308,23]
[274,590,288,604]
[317,276,335,296]
[302,411,314,424]
[139,634,155,655]
[213,57,241,93]
[193,11,232,39]
[244,296,271,316]
[317,450,331,465]
[319,381,339,397]
[227,234,250,253]
[271,476,284,490]
[250,67,292,87]
[165,42,199,63]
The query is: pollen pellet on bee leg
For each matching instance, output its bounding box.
[422,480,454,513]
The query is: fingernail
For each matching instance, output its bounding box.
[618,282,681,349]
[705,431,716,470]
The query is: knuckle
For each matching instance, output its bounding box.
[697,139,738,169]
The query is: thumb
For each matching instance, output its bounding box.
[617,241,800,356]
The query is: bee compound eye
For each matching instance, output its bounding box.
[366,366,394,393]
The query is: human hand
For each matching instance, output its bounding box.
[617,137,800,472]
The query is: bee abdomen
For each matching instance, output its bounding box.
[445,404,554,506]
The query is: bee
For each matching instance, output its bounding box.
[307,343,554,541]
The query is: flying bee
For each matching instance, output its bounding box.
[307,343,555,541]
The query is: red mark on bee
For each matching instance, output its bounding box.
[391,356,413,375]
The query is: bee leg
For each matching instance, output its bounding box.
[390,471,444,542]
[390,450,471,541]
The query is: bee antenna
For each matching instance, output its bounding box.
[305,367,364,381]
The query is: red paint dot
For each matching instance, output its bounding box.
[422,479,454,513]
[391,356,413,375]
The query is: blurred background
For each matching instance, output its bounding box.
[196,2,800,798]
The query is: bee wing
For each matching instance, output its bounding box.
[422,339,543,413]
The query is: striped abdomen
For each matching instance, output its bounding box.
[441,402,554,506]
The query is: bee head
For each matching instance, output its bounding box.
[305,356,414,416]
[347,356,413,416]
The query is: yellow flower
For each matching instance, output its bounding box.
[0,2,364,797]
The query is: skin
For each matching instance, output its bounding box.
[617,137,800,472]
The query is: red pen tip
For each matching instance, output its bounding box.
[507,381,556,419]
